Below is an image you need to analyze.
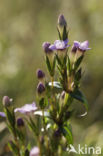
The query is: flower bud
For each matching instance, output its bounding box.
[42,42,53,54]
[17,118,24,127]
[36,69,45,80]
[57,14,68,40]
[2,96,12,107]
[58,14,67,27]
[37,82,45,95]
[42,42,55,66]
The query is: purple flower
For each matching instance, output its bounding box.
[49,39,70,51]
[0,112,6,117]
[37,82,45,94]
[17,118,24,127]
[36,69,45,79]
[73,40,91,52]
[42,42,53,54]
[58,14,67,27]
[30,147,40,156]
[14,102,37,114]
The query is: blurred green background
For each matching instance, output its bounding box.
[0,0,103,155]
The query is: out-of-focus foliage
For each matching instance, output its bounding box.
[0,0,103,155]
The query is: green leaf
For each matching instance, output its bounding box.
[46,56,52,74]
[4,108,15,128]
[52,56,56,72]
[62,25,68,40]
[67,56,71,75]
[75,68,82,81]
[8,141,20,155]
[57,27,62,40]
[74,55,84,71]
[27,118,38,136]
[63,54,67,65]
[56,54,62,67]
[62,124,73,145]
[16,128,25,143]
[70,89,88,111]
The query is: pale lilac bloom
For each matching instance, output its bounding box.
[14,102,37,114]
[30,146,40,156]
[73,40,91,51]
[49,39,70,51]
[0,112,6,117]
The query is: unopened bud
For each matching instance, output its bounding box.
[37,82,45,95]
[17,118,24,127]
[36,69,45,80]
[42,42,53,54]
[58,14,67,27]
[2,96,12,107]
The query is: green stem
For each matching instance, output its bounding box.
[51,76,54,89]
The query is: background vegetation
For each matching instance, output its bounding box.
[0,0,103,155]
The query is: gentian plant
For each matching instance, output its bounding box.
[0,14,91,156]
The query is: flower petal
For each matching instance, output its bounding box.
[0,112,6,117]
[15,102,37,114]
[79,40,89,50]
[74,41,80,48]
[49,44,56,50]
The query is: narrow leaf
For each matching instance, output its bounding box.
[74,55,84,70]
[70,89,88,111]
[46,56,51,74]
[62,124,73,145]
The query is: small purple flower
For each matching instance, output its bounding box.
[17,118,24,127]
[37,82,45,94]
[0,112,6,117]
[58,14,67,27]
[42,42,53,54]
[30,146,40,156]
[14,102,37,114]
[36,69,45,79]
[73,40,91,52]
[49,39,70,51]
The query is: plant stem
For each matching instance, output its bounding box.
[51,76,54,89]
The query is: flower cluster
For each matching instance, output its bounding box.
[0,14,91,156]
